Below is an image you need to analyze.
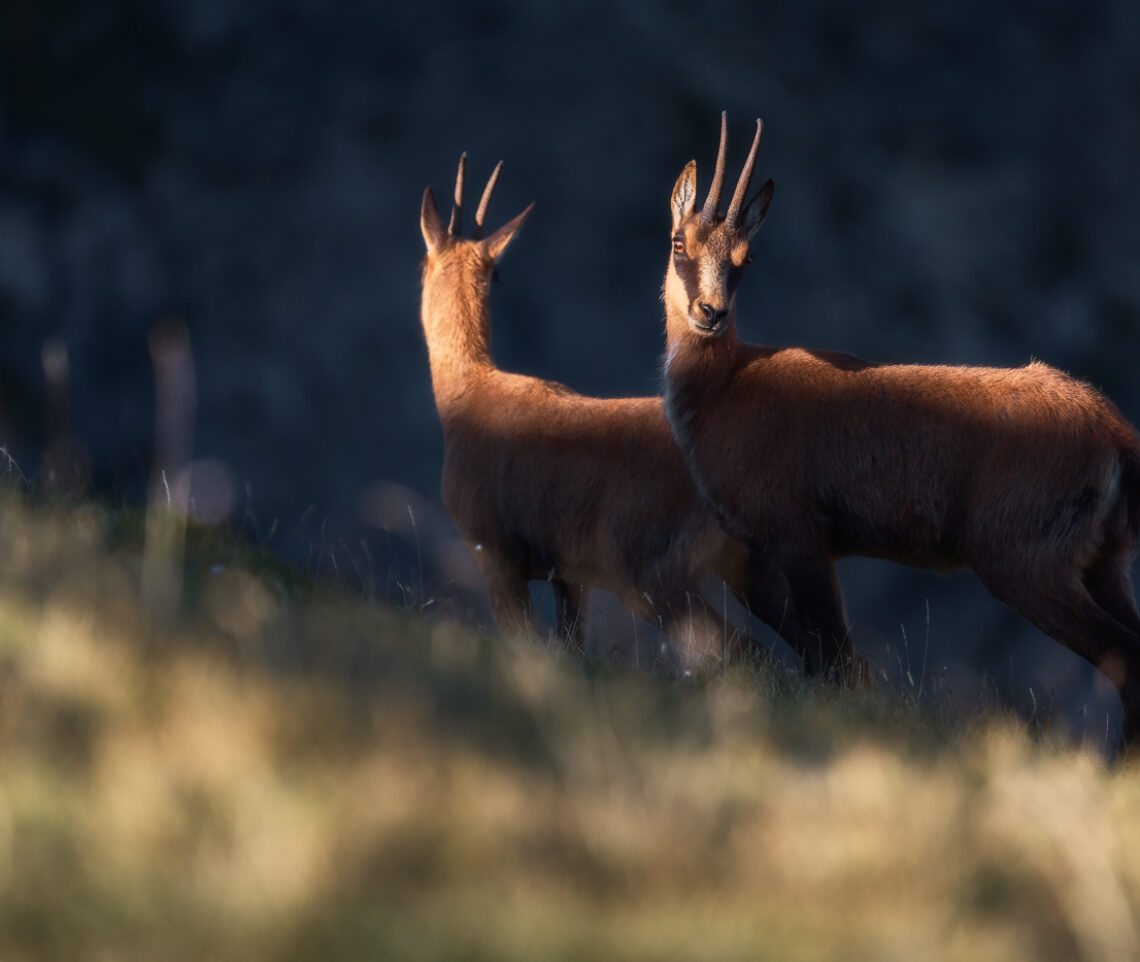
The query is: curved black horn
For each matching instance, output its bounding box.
[471,160,503,240]
[448,153,466,235]
[700,112,728,223]
[725,119,763,228]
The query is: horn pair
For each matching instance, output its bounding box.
[446,113,759,235]
[447,154,501,239]
[700,112,763,228]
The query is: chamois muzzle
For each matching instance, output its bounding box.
[694,302,729,336]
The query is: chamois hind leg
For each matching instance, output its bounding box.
[618,587,680,673]
[622,581,725,675]
[1083,545,1140,635]
[551,579,588,654]
[668,589,735,673]
[717,550,793,664]
[1081,545,1140,749]
[978,566,1140,749]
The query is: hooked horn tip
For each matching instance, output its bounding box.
[700,111,730,222]
[472,159,506,238]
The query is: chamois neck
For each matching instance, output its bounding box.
[662,299,740,453]
[663,300,740,382]
[420,251,496,408]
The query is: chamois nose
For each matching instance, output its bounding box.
[698,303,727,325]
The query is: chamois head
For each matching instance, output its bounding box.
[421,153,534,277]
[664,113,773,339]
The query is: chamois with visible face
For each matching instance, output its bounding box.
[660,114,1140,742]
[419,155,809,669]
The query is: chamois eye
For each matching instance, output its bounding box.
[744,253,754,266]
[672,237,686,255]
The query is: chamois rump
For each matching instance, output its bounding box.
[659,113,1140,744]
[420,154,804,669]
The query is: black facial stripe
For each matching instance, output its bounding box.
[673,252,702,306]
[727,264,745,297]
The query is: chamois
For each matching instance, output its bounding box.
[419,154,814,670]
[660,113,1140,742]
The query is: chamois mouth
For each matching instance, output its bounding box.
[688,314,728,338]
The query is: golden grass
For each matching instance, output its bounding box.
[0,491,1137,960]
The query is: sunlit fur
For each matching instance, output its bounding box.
[419,157,804,670]
[661,117,1140,745]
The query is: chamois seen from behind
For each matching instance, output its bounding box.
[421,155,800,669]
[660,113,1140,745]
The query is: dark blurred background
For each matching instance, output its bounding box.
[2,0,1139,737]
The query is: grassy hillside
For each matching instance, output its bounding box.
[0,490,1137,961]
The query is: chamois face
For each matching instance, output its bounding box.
[665,206,761,338]
[663,116,773,340]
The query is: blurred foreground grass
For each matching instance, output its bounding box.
[0,491,1138,961]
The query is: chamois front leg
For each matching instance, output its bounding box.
[477,554,538,639]
[747,562,875,687]
[779,551,857,681]
[732,552,806,655]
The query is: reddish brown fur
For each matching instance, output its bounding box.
[420,157,803,669]
[661,116,1140,744]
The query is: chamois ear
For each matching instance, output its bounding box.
[740,178,773,239]
[421,186,448,253]
[483,202,535,262]
[671,160,698,230]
